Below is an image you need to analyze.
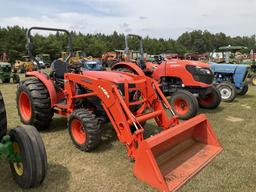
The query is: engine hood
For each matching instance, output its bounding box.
[167,59,210,68]
[83,71,138,84]
[209,62,249,73]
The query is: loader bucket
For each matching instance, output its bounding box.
[133,114,222,192]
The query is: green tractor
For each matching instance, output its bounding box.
[0,90,47,188]
[0,62,20,83]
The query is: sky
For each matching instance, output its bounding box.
[0,0,255,39]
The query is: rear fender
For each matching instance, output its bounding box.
[26,71,57,106]
[111,62,145,76]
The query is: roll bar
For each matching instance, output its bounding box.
[26,27,73,68]
[125,34,145,69]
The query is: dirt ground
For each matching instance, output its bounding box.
[0,74,256,192]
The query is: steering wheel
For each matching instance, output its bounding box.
[67,63,83,73]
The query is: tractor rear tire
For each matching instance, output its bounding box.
[250,74,256,86]
[2,78,10,83]
[68,109,102,152]
[0,91,7,140]
[198,86,221,109]
[216,82,237,102]
[9,125,47,188]
[16,78,53,130]
[237,84,249,96]
[168,89,199,120]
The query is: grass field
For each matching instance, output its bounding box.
[0,73,256,192]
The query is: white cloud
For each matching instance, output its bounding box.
[0,0,256,39]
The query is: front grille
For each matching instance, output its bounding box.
[193,74,214,84]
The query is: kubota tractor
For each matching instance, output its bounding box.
[112,34,221,120]
[0,90,47,188]
[17,27,223,192]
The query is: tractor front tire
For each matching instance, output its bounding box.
[16,78,53,130]
[68,109,101,152]
[198,86,221,109]
[0,91,7,139]
[237,84,249,96]
[216,82,237,102]
[9,125,47,188]
[168,89,198,120]
[250,74,256,86]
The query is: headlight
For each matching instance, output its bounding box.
[186,65,212,75]
[186,65,214,84]
[196,67,212,75]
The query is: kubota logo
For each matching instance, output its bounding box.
[98,85,110,98]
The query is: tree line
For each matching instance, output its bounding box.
[0,25,255,63]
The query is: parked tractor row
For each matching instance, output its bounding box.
[5,26,254,192]
[209,45,252,101]
[3,27,254,191]
[112,34,221,120]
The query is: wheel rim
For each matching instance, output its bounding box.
[220,87,232,99]
[12,142,24,176]
[18,92,32,122]
[173,98,189,115]
[252,77,256,85]
[71,119,86,145]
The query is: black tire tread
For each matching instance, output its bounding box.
[198,86,221,109]
[0,91,7,139]
[16,78,53,130]
[169,89,199,120]
[237,84,249,96]
[68,109,101,152]
[9,125,47,188]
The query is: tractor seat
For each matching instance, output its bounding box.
[51,59,68,79]
[144,70,154,76]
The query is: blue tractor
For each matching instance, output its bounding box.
[209,45,250,102]
[209,63,249,102]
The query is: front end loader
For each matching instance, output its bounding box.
[17,27,223,192]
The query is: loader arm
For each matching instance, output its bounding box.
[125,34,145,69]
[61,72,177,158]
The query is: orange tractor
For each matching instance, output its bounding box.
[112,34,221,120]
[17,27,222,192]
